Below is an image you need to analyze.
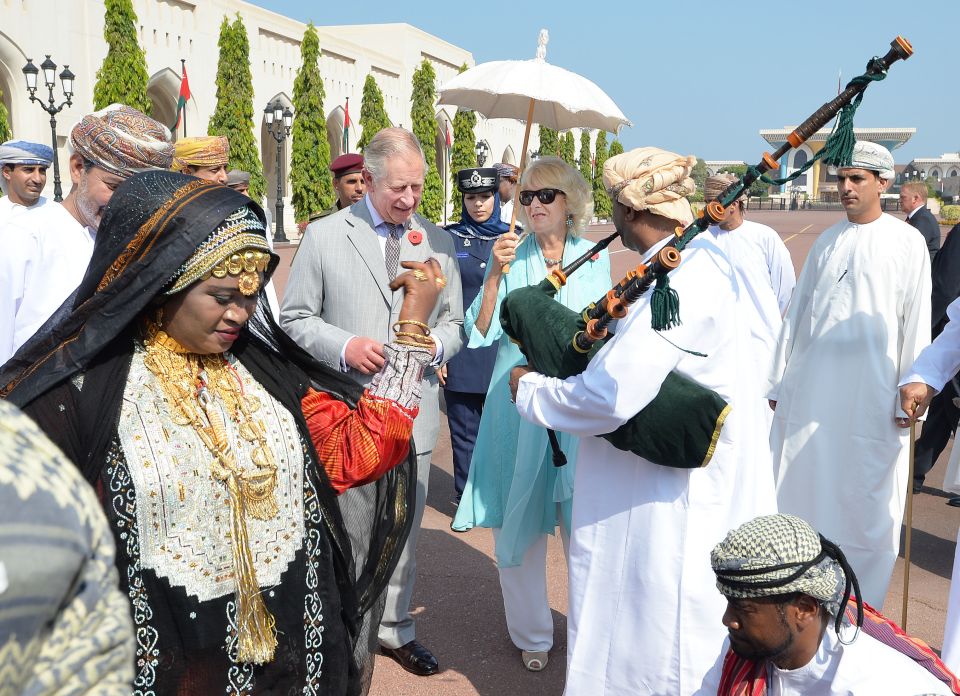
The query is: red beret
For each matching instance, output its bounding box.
[330,153,364,177]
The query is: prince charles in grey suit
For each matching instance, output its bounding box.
[280,128,463,676]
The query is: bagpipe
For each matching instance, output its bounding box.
[500,37,913,469]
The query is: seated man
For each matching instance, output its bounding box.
[703,513,956,695]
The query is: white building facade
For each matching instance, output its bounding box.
[0,0,570,228]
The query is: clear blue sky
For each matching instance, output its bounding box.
[251,0,957,164]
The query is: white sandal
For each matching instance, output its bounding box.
[521,650,548,672]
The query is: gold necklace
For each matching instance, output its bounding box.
[141,318,278,664]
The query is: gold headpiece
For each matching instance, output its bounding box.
[166,207,272,296]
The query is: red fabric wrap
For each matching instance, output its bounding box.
[717,647,766,696]
[301,388,417,495]
[717,598,960,695]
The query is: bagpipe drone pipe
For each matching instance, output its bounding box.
[499,36,913,469]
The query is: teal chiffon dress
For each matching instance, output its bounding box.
[450,234,611,567]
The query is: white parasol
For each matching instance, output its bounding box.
[438,29,631,134]
[438,29,631,270]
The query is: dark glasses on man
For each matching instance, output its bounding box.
[519,188,564,206]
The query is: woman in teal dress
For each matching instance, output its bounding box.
[451,157,610,671]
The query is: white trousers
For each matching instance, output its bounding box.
[493,506,569,652]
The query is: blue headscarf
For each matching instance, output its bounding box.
[446,191,512,240]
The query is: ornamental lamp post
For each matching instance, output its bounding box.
[475,140,489,167]
[264,100,293,243]
[21,55,74,202]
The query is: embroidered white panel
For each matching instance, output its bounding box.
[118,348,306,601]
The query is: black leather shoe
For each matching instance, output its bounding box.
[913,482,923,494]
[380,640,439,676]
[948,496,960,508]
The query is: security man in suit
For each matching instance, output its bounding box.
[441,167,512,504]
[280,128,463,677]
[901,180,941,262]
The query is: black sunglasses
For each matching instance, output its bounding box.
[519,188,565,206]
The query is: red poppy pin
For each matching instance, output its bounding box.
[408,229,423,245]
[591,253,599,261]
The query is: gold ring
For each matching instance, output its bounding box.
[435,276,447,288]
[412,270,428,281]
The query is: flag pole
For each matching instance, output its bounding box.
[181,59,187,137]
[343,97,349,153]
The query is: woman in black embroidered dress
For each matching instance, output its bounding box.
[1,170,444,695]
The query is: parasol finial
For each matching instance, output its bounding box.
[536,29,549,62]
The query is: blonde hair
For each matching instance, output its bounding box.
[517,156,593,235]
[901,181,927,200]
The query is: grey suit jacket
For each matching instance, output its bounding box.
[280,199,464,451]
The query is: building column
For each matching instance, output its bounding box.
[779,157,788,194]
[811,158,821,199]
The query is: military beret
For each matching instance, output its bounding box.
[330,153,364,177]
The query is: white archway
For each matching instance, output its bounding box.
[148,67,199,141]
[326,104,345,160]
[501,145,516,166]
[0,31,29,139]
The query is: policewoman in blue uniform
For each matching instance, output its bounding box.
[442,167,512,504]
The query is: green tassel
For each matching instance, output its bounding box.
[650,273,681,331]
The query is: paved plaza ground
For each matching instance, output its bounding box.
[271,210,959,695]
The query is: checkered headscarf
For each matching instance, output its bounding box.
[711,514,859,627]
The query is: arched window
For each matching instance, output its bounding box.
[791,148,808,189]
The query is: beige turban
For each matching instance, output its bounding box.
[704,173,745,204]
[603,147,696,226]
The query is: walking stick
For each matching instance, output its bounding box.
[902,419,917,629]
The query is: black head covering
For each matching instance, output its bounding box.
[1,170,412,691]
[447,167,512,240]
[456,166,499,194]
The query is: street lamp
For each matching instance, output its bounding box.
[263,100,293,243]
[21,55,74,202]
[475,140,489,167]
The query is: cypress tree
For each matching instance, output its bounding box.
[357,73,391,152]
[609,139,624,157]
[578,130,592,182]
[691,157,707,202]
[593,131,611,219]
[560,132,575,166]
[290,22,333,221]
[449,63,476,220]
[410,59,443,223]
[0,87,11,143]
[93,0,151,113]
[209,15,265,201]
[538,125,559,158]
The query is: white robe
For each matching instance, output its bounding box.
[515,236,776,695]
[0,202,93,363]
[734,219,796,315]
[900,296,960,676]
[767,213,931,607]
[0,194,48,229]
[698,628,952,695]
[707,222,787,381]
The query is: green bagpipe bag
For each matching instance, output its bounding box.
[499,278,730,468]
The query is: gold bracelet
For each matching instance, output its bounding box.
[395,330,433,343]
[394,339,430,348]
[394,319,431,334]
